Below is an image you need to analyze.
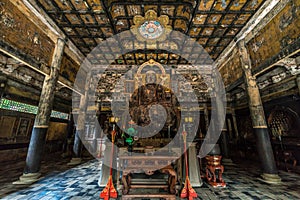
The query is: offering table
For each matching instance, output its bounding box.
[119,153,178,197]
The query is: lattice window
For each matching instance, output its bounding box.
[268,108,296,137]
[0,98,68,120]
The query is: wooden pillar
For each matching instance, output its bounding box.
[62,112,74,158]
[296,76,300,95]
[0,77,6,99]
[227,118,233,140]
[220,123,230,159]
[203,103,209,133]
[68,71,92,165]
[238,40,281,184]
[230,108,239,139]
[13,38,65,184]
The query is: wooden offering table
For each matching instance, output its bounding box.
[119,153,178,199]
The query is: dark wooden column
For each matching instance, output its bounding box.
[220,123,230,159]
[230,107,239,139]
[13,38,65,184]
[68,71,92,165]
[0,77,6,99]
[203,103,209,133]
[297,76,300,95]
[227,118,233,140]
[62,112,75,158]
[238,40,281,184]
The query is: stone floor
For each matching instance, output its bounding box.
[1,155,300,200]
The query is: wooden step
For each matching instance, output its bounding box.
[131,181,168,185]
[131,178,167,185]
[122,194,176,200]
[130,184,168,189]
[131,178,167,182]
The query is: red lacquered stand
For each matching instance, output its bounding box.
[100,126,118,200]
[205,155,226,187]
[180,126,197,200]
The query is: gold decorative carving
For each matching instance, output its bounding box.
[137,59,166,75]
[131,10,172,43]
[134,59,170,89]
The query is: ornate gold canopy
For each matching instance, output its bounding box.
[134,59,170,89]
[131,10,172,43]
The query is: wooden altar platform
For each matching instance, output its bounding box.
[118,152,179,199]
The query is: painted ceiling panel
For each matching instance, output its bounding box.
[34,0,264,64]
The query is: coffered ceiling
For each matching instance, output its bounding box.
[35,0,264,64]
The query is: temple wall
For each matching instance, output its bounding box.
[0,109,68,163]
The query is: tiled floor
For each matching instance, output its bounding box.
[1,155,300,200]
[0,153,89,198]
